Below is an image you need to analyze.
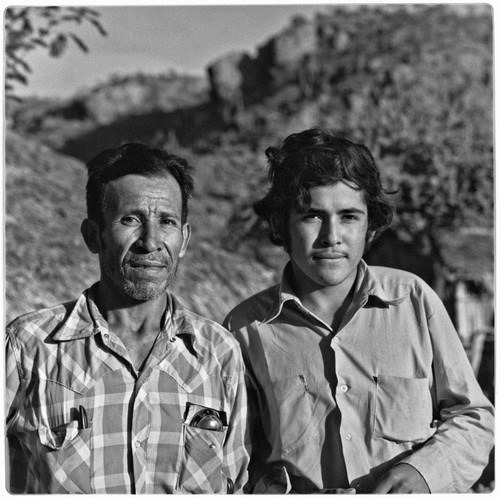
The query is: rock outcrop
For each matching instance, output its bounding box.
[205,13,351,119]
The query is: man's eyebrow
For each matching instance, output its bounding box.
[121,206,181,218]
[305,206,367,214]
[339,207,367,214]
[300,206,326,215]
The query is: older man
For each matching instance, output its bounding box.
[6,143,249,493]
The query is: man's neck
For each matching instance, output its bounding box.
[96,282,167,329]
[290,269,358,331]
[95,282,169,370]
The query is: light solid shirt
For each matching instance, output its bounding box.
[224,260,494,493]
[6,283,249,494]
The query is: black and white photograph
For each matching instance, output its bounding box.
[4,1,495,494]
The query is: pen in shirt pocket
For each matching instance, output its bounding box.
[79,405,89,429]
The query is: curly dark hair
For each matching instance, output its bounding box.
[85,142,194,226]
[254,127,394,251]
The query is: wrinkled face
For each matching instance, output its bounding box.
[288,181,369,295]
[92,173,190,302]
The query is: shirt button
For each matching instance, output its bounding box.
[340,384,349,392]
[345,434,352,441]
[169,337,176,342]
[209,443,216,449]
[103,333,109,340]
[333,337,340,343]
[135,441,141,448]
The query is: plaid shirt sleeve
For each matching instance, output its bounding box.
[221,348,251,493]
[6,328,32,493]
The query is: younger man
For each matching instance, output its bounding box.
[224,128,494,493]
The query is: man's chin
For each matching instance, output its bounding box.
[120,266,177,301]
[122,280,172,302]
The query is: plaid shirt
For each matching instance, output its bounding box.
[6,284,249,494]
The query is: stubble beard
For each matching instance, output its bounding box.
[105,258,180,302]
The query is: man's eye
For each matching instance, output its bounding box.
[303,214,322,221]
[121,216,140,226]
[342,214,359,222]
[161,218,177,226]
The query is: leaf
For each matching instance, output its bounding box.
[69,34,88,53]
[88,17,107,36]
[32,38,48,48]
[49,34,67,57]
[9,54,31,72]
[60,15,81,24]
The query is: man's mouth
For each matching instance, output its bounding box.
[131,262,164,268]
[126,259,168,269]
[313,252,347,260]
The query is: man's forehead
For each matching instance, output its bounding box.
[104,173,182,207]
[302,181,367,206]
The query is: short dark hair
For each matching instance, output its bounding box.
[85,142,194,225]
[254,127,393,250]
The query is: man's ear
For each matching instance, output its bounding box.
[178,222,191,259]
[365,230,376,251]
[269,215,279,234]
[270,215,290,253]
[81,218,101,254]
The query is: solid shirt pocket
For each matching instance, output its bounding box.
[373,374,435,443]
[270,374,319,455]
[177,424,227,493]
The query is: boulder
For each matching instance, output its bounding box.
[207,52,248,105]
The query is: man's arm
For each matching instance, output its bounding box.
[393,297,494,493]
[6,328,31,493]
[221,352,251,493]
[223,313,277,494]
[373,463,430,493]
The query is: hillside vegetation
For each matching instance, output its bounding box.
[8,6,493,292]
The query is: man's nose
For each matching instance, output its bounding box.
[138,223,162,252]
[320,219,341,246]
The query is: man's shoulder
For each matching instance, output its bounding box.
[177,303,243,353]
[7,300,78,341]
[223,284,279,332]
[367,265,437,298]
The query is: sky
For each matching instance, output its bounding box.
[13,2,339,99]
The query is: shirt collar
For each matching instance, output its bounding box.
[262,263,300,322]
[167,294,200,356]
[52,283,100,341]
[353,260,410,306]
[52,283,199,353]
[263,259,410,323]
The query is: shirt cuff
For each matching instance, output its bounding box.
[399,445,455,493]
